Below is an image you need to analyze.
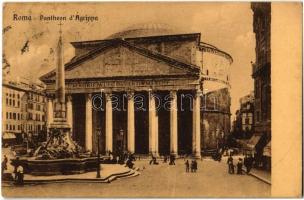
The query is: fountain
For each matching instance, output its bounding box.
[13,24,98,176]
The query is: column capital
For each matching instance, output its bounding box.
[86,93,92,100]
[126,91,135,100]
[105,92,112,101]
[67,94,73,102]
[194,89,203,98]
[169,90,177,99]
[148,89,158,100]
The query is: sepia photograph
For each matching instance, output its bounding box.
[1,2,302,198]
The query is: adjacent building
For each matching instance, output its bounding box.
[232,92,254,139]
[40,23,233,156]
[251,2,271,170]
[2,75,47,145]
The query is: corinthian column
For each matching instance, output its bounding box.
[105,92,113,154]
[192,90,202,158]
[127,91,135,153]
[149,90,159,156]
[170,90,178,155]
[85,93,93,151]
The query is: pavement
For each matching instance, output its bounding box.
[2,157,271,198]
[220,154,271,185]
[243,167,271,185]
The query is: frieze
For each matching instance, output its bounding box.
[45,78,199,94]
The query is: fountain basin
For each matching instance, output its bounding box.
[12,157,103,176]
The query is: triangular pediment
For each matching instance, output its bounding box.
[41,40,199,82]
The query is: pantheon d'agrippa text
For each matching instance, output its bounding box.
[40,23,233,157]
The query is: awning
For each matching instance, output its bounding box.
[246,135,262,150]
[263,141,271,157]
[2,132,16,139]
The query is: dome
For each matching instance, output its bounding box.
[107,22,187,39]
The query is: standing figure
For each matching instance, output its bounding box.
[193,159,198,172]
[190,160,194,172]
[163,155,168,163]
[247,154,254,173]
[244,155,249,174]
[237,158,243,174]
[149,155,155,165]
[2,155,8,176]
[169,154,176,165]
[227,155,234,174]
[185,160,190,172]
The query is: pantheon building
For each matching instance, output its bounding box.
[41,23,232,157]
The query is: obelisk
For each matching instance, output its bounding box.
[49,23,76,149]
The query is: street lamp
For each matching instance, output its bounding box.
[96,127,101,178]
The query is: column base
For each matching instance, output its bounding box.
[192,152,202,159]
[149,151,160,157]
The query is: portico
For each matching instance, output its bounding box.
[41,33,205,157]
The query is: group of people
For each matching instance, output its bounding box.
[227,154,254,175]
[162,154,176,165]
[185,160,198,173]
[149,154,175,165]
[2,155,24,185]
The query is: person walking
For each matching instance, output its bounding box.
[247,154,254,173]
[185,160,190,172]
[169,154,176,165]
[244,155,249,174]
[149,155,155,165]
[227,155,234,174]
[190,160,194,172]
[193,159,198,172]
[237,158,243,174]
[2,155,8,176]
[16,164,24,185]
[163,155,168,163]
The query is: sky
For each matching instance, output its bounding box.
[3,2,255,119]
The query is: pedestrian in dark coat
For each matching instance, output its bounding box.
[190,160,195,172]
[227,155,234,174]
[169,154,176,165]
[193,160,198,172]
[185,160,190,172]
[244,155,249,174]
[237,158,243,174]
[163,155,168,163]
[2,155,8,175]
[247,155,254,173]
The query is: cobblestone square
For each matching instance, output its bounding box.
[2,159,270,198]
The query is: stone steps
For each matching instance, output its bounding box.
[6,167,139,185]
